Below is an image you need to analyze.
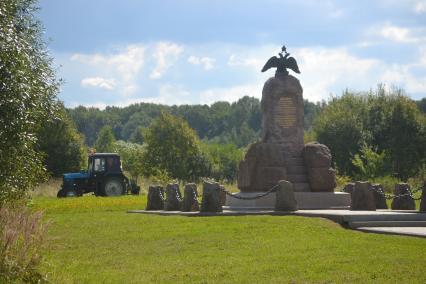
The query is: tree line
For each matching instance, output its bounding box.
[67,96,323,147]
[43,90,424,185]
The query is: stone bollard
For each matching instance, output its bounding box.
[342,183,355,194]
[200,181,223,213]
[372,184,388,209]
[275,180,297,211]
[146,185,165,210]
[391,183,415,210]
[302,143,337,192]
[350,181,376,211]
[219,185,226,206]
[420,182,426,212]
[182,183,199,212]
[164,183,182,211]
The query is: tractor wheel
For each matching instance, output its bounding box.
[57,189,66,198]
[65,190,78,197]
[102,177,124,196]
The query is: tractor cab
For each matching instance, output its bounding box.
[57,153,140,198]
[88,153,122,175]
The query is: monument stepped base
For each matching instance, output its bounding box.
[225,192,351,210]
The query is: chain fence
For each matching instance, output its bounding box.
[223,183,280,200]
[373,185,423,201]
[158,188,166,201]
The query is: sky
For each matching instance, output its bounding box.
[38,0,426,108]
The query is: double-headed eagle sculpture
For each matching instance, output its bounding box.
[261,45,300,76]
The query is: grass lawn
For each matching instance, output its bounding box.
[33,195,426,284]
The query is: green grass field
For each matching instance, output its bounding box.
[31,194,426,284]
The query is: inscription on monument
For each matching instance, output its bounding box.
[275,97,296,128]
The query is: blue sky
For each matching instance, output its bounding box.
[39,0,426,108]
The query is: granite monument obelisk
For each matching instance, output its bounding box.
[237,45,337,194]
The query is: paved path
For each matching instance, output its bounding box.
[356,227,426,238]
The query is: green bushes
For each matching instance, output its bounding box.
[142,112,210,182]
[351,144,390,180]
[0,205,49,283]
[114,141,145,182]
[37,105,86,177]
[94,125,116,153]
[110,113,245,184]
[202,143,244,183]
[314,86,426,180]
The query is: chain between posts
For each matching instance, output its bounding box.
[158,187,184,202]
[176,191,183,202]
[223,183,280,200]
[373,186,423,200]
[158,189,166,201]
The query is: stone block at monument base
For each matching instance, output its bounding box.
[225,192,351,210]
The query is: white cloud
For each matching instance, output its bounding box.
[227,54,263,69]
[380,24,416,42]
[414,1,426,13]
[375,23,426,43]
[71,45,145,96]
[325,0,344,18]
[293,47,380,101]
[63,41,426,108]
[81,77,116,90]
[146,84,192,105]
[150,42,183,79]
[75,84,193,107]
[198,83,262,105]
[380,65,426,93]
[420,47,426,65]
[187,56,216,70]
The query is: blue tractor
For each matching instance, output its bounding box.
[57,153,140,198]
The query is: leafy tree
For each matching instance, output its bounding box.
[121,112,150,141]
[37,105,86,176]
[314,92,367,175]
[416,98,426,114]
[304,100,324,130]
[142,112,210,182]
[386,99,425,179]
[0,0,59,204]
[67,106,109,146]
[202,143,243,182]
[94,125,116,153]
[351,144,390,180]
[129,126,144,144]
[114,141,144,182]
[315,86,425,179]
[172,104,212,139]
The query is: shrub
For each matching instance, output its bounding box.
[0,206,49,283]
[351,143,390,180]
[335,175,352,192]
[142,112,210,182]
[114,140,145,182]
[201,143,244,183]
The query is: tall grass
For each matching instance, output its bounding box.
[31,178,62,198]
[0,205,49,283]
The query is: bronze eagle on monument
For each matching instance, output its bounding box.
[261,45,300,76]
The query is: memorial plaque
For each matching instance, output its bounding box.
[275,97,296,128]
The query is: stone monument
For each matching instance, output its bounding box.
[227,45,350,209]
